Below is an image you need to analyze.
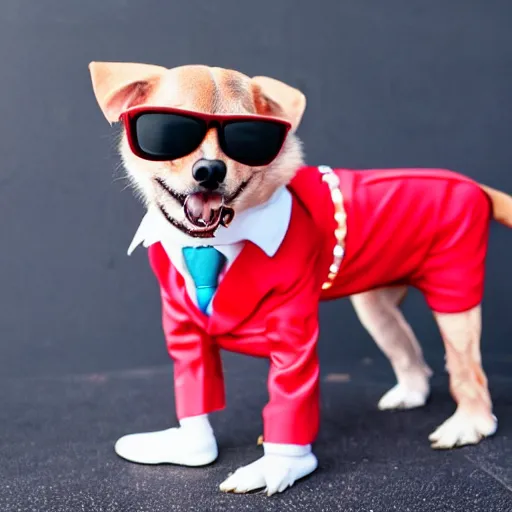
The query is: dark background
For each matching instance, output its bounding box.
[1,1,511,511]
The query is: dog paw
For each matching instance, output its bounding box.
[429,409,498,449]
[378,383,429,410]
[219,452,318,496]
[219,457,266,494]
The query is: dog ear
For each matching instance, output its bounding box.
[251,76,306,132]
[88,61,167,124]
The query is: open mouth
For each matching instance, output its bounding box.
[155,177,251,237]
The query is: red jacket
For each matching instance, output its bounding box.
[148,166,491,445]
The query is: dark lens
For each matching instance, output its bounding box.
[221,121,287,166]
[134,113,206,160]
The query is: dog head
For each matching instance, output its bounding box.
[89,62,306,238]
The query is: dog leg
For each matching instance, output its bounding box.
[429,305,497,448]
[350,286,432,410]
[114,414,218,466]
[219,443,317,495]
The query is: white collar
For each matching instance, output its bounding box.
[127,186,293,257]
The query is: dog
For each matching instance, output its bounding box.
[89,61,512,495]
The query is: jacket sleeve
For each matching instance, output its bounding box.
[160,287,226,419]
[149,244,225,419]
[263,259,322,446]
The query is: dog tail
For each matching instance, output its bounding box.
[479,184,512,228]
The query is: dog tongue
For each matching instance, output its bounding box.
[184,192,224,229]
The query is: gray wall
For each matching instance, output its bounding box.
[1,0,511,378]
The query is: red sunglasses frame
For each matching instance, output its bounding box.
[118,106,292,164]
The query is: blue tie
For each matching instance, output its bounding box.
[182,246,227,314]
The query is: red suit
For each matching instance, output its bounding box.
[148,167,492,446]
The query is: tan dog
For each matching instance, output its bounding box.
[89,61,512,495]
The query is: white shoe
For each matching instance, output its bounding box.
[115,415,218,467]
[219,443,318,495]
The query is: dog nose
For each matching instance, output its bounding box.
[192,159,227,190]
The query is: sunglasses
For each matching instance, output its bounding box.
[119,106,292,167]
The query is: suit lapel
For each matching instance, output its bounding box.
[208,241,274,335]
[168,265,210,327]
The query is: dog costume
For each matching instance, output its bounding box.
[129,165,491,446]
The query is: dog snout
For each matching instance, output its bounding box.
[192,159,227,190]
